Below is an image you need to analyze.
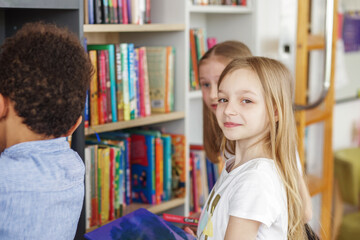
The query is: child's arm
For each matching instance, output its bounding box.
[224,216,260,240]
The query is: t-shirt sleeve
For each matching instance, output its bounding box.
[228,170,284,228]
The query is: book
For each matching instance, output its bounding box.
[128,43,137,119]
[189,29,199,90]
[146,47,171,113]
[89,50,99,126]
[97,50,108,124]
[120,43,130,121]
[104,50,113,123]
[84,208,196,240]
[85,147,92,229]
[88,44,118,122]
[115,44,124,121]
[122,0,129,24]
[161,134,172,201]
[117,0,123,23]
[170,134,186,198]
[130,134,156,204]
[94,0,103,23]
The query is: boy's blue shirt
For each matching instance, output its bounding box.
[0,137,85,240]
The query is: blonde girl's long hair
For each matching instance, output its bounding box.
[199,41,252,163]
[218,57,305,239]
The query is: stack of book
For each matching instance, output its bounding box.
[84,130,186,229]
[84,0,151,24]
[189,145,224,213]
[189,28,217,91]
[85,44,175,128]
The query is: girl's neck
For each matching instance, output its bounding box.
[232,139,271,171]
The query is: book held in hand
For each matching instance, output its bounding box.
[84,208,196,240]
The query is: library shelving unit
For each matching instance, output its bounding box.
[82,0,189,237]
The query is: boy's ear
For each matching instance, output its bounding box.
[64,116,83,137]
[0,94,9,120]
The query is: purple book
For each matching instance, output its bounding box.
[85,208,196,240]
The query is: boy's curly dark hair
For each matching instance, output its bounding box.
[0,22,93,138]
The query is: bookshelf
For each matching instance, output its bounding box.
[81,0,188,237]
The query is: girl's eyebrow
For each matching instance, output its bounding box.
[218,89,258,96]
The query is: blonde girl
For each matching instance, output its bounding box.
[197,57,306,239]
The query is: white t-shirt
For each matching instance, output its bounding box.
[196,157,288,240]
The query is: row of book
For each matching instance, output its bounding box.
[189,28,217,90]
[192,0,247,6]
[189,145,224,213]
[84,130,186,229]
[84,0,151,24]
[85,44,175,127]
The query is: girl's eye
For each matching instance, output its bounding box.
[218,98,227,103]
[200,82,210,88]
[242,99,252,104]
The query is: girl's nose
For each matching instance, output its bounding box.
[210,85,218,101]
[224,101,238,116]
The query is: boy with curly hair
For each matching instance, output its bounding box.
[0,22,92,239]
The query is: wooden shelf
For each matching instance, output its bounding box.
[85,111,185,135]
[189,5,251,14]
[305,107,331,126]
[305,174,325,196]
[83,24,185,33]
[307,35,325,51]
[86,198,185,233]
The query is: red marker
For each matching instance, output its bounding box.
[163,213,199,226]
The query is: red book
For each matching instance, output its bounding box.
[138,47,146,117]
[104,50,113,123]
[97,50,108,124]
[109,147,115,221]
[122,0,128,24]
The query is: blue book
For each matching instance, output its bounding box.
[88,0,94,24]
[87,44,118,122]
[84,208,195,240]
[161,135,172,201]
[206,158,215,192]
[85,90,90,128]
[130,134,155,204]
[128,43,136,119]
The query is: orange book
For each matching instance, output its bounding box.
[89,50,99,126]
[155,138,164,204]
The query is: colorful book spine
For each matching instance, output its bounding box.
[142,47,151,116]
[104,50,113,123]
[122,0,128,24]
[115,44,124,121]
[134,48,141,118]
[97,50,108,124]
[85,90,90,128]
[88,0,94,24]
[189,29,199,90]
[170,134,186,198]
[128,43,136,119]
[109,147,115,221]
[161,135,172,201]
[130,134,156,204]
[120,43,130,121]
[117,0,123,23]
[155,137,163,204]
[85,147,92,229]
[89,50,99,126]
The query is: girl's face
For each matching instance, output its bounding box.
[216,68,270,144]
[199,57,227,114]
